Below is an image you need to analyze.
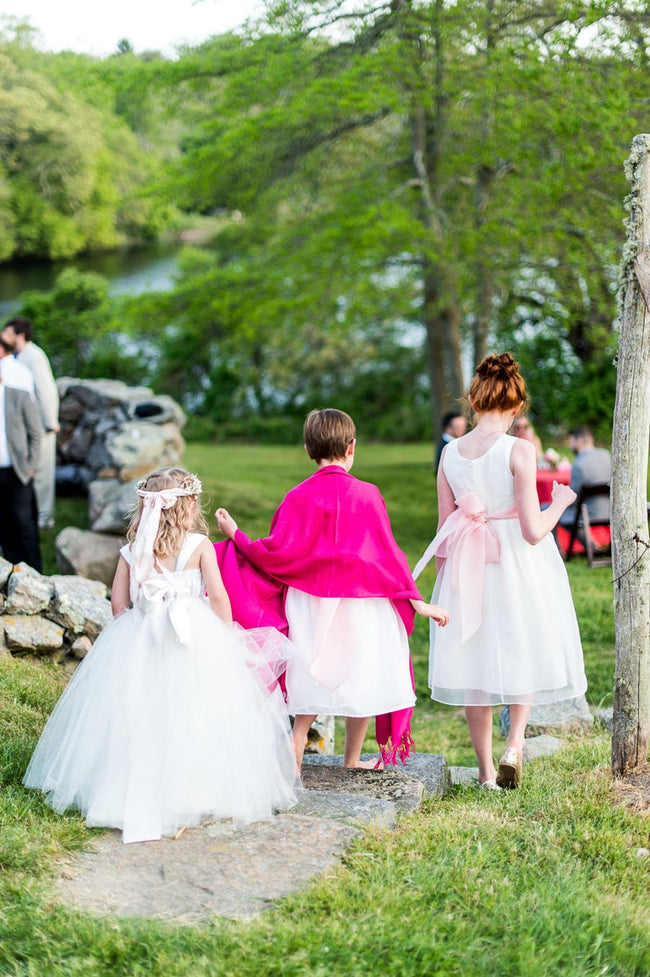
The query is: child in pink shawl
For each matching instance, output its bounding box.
[216,408,448,772]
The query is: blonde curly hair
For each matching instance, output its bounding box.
[127,467,208,559]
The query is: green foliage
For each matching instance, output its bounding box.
[0,29,175,260]
[2,3,644,437]
[500,330,617,442]
[127,0,643,435]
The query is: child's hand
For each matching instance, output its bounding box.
[551,482,577,509]
[215,507,238,540]
[410,599,450,626]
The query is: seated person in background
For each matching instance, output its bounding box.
[559,425,611,529]
[510,414,544,462]
[435,411,467,472]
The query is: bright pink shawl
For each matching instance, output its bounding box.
[215,465,422,763]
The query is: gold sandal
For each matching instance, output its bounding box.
[496,747,522,789]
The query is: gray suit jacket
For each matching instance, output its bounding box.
[17,342,59,430]
[560,447,611,526]
[3,385,42,484]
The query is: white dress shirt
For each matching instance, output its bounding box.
[0,356,35,396]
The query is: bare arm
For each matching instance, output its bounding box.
[111,556,131,617]
[434,464,456,574]
[410,598,450,626]
[199,539,233,623]
[512,439,577,545]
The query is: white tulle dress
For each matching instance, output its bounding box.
[24,533,298,843]
[427,435,587,706]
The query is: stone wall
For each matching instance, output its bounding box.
[0,558,111,662]
[57,378,186,489]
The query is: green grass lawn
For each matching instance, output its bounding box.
[2,442,646,977]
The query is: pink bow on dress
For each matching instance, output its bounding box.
[414,493,516,643]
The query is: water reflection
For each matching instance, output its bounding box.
[0,242,183,316]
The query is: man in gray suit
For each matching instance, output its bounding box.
[559,425,611,529]
[1,316,59,529]
[0,368,42,571]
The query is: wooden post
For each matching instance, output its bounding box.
[611,134,650,776]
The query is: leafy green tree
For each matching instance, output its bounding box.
[0,29,175,259]
[152,1,646,439]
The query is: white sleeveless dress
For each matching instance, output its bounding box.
[24,533,297,843]
[428,435,587,706]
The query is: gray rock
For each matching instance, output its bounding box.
[292,790,400,828]
[401,753,450,798]
[304,714,335,755]
[525,696,594,736]
[88,479,139,534]
[522,734,563,761]
[55,815,359,923]
[499,696,594,737]
[303,752,449,800]
[3,615,64,653]
[449,765,479,787]
[58,378,186,428]
[70,635,93,660]
[55,527,124,588]
[4,563,53,615]
[56,379,186,490]
[301,763,424,816]
[49,577,111,639]
[0,556,13,589]
[104,421,185,482]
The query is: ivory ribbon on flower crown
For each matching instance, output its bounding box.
[413,492,517,643]
[130,485,198,604]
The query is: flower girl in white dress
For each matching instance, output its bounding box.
[415,354,587,790]
[24,467,297,843]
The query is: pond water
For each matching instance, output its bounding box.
[0,241,184,317]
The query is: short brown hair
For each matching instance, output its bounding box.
[303,408,356,462]
[468,352,527,414]
[3,316,33,342]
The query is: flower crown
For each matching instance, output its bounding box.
[136,473,202,498]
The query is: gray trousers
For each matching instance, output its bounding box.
[35,429,56,527]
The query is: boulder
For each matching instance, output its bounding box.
[103,422,185,482]
[55,527,124,588]
[0,556,13,589]
[3,615,65,654]
[69,635,93,660]
[56,378,186,487]
[525,696,594,736]
[88,478,139,534]
[4,563,53,615]
[49,576,112,639]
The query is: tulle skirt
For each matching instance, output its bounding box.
[24,599,298,843]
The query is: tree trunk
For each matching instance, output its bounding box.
[423,266,463,438]
[611,133,650,776]
[473,0,495,367]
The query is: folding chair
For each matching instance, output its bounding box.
[564,482,611,568]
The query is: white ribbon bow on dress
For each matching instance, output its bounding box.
[139,569,192,645]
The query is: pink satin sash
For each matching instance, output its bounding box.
[414,493,517,643]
